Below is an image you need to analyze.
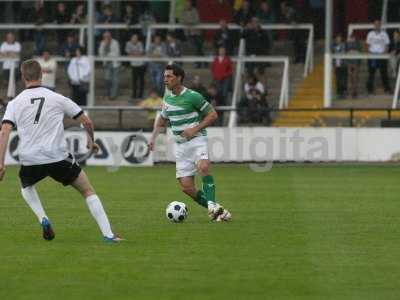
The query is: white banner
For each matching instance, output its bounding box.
[5,131,153,166]
[6,128,400,165]
[156,127,400,162]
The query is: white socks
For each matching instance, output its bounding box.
[86,194,114,238]
[21,186,47,223]
[21,187,114,238]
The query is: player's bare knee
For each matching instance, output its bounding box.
[71,172,96,198]
[198,164,209,176]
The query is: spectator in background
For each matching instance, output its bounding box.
[240,75,270,124]
[0,32,21,85]
[206,84,225,126]
[96,4,119,51]
[247,88,271,125]
[37,50,57,91]
[147,34,167,95]
[139,10,156,38]
[59,32,80,70]
[366,20,391,94]
[98,31,121,100]
[244,74,265,100]
[332,34,347,99]
[346,33,362,98]
[243,17,270,74]
[308,0,325,39]
[280,1,305,64]
[389,30,400,79]
[138,89,162,127]
[181,0,204,68]
[55,2,70,45]
[34,0,46,56]
[98,4,119,24]
[67,47,90,106]
[234,0,254,27]
[123,3,139,26]
[71,2,86,24]
[257,1,276,24]
[206,84,225,107]
[211,46,233,103]
[19,1,35,42]
[122,3,140,42]
[256,1,276,50]
[190,75,207,97]
[125,33,146,99]
[166,32,183,62]
[214,19,234,55]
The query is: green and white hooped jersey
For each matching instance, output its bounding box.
[161,87,212,143]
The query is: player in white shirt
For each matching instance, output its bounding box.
[366,20,391,94]
[0,59,123,243]
[0,32,21,80]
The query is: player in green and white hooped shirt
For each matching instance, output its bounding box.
[149,64,231,221]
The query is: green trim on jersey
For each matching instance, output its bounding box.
[162,87,213,143]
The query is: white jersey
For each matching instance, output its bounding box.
[366,30,390,54]
[2,86,83,166]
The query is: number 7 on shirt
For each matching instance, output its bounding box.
[30,97,45,124]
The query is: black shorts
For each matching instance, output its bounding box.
[19,154,82,188]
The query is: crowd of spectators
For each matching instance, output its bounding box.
[0,0,298,126]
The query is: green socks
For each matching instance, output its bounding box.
[195,191,208,208]
[194,176,216,208]
[202,175,215,203]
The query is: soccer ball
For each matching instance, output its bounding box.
[166,201,188,223]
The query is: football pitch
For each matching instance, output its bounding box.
[1,164,400,300]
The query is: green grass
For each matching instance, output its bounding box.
[1,164,400,299]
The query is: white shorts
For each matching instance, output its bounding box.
[175,136,209,178]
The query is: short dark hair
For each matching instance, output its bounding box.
[165,63,185,83]
[21,59,42,82]
[75,46,86,55]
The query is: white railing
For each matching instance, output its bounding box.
[0,22,313,77]
[228,38,245,127]
[328,53,399,108]
[348,22,400,36]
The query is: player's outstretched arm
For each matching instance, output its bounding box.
[149,115,167,151]
[75,113,99,154]
[181,108,218,140]
[0,123,13,180]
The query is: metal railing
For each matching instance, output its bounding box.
[74,106,400,129]
[77,105,233,130]
[275,107,400,127]
[348,22,400,36]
